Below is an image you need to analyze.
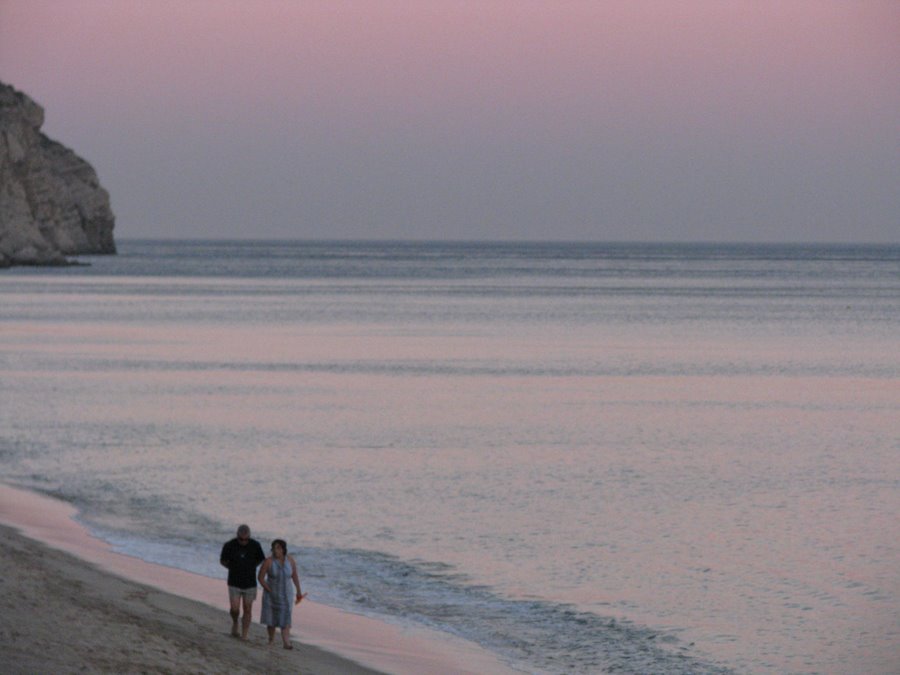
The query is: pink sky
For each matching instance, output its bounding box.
[1,1,898,241]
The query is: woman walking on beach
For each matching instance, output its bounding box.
[258,539,305,648]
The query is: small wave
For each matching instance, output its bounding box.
[16,353,900,380]
[297,547,735,674]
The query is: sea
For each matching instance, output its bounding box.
[1,240,898,674]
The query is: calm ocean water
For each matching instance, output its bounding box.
[1,240,898,674]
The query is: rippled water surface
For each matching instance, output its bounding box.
[1,241,898,673]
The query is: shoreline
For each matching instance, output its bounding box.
[0,482,516,675]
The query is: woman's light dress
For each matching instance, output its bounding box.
[260,558,295,628]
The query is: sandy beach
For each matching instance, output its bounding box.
[0,484,515,674]
[0,523,378,674]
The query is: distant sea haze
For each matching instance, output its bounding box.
[2,240,898,674]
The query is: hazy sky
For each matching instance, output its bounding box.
[1,0,898,242]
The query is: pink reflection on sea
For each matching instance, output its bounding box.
[3,310,899,673]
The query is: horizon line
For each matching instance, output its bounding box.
[112,236,900,247]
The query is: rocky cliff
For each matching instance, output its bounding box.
[0,81,116,267]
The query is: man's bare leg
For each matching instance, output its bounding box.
[229,593,241,637]
[241,595,254,639]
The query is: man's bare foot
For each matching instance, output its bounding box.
[231,623,240,637]
[283,643,293,650]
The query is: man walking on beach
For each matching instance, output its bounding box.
[220,524,266,639]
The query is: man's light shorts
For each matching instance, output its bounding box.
[229,586,258,601]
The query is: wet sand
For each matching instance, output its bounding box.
[0,484,515,674]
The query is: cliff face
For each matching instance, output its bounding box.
[0,81,116,267]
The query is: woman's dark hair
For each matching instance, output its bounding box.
[271,538,288,554]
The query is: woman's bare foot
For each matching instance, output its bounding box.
[283,643,293,649]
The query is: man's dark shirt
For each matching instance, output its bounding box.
[220,537,266,589]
